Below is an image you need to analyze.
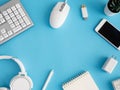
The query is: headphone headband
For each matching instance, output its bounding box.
[0,55,26,74]
[0,55,33,90]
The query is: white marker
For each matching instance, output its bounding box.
[42,70,54,90]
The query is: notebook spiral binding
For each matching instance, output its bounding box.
[62,71,89,89]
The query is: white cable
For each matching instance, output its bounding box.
[0,55,26,74]
[65,0,67,3]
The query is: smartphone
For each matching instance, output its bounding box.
[95,19,120,50]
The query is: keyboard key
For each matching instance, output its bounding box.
[2,11,8,16]
[18,8,25,17]
[0,35,4,41]
[12,27,18,33]
[8,19,13,24]
[0,18,5,23]
[13,26,21,33]
[12,17,17,22]
[16,3,21,9]
[14,10,19,15]
[3,33,8,38]
[7,8,12,14]
[15,21,20,26]
[11,6,16,11]
[23,16,31,25]
[5,15,10,20]
[16,15,21,19]
[9,13,15,18]
[1,28,6,33]
[17,25,22,31]
[19,18,24,24]
[21,22,26,28]
[7,30,13,36]
[10,23,15,28]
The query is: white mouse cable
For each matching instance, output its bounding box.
[65,0,67,3]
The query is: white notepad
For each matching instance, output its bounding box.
[62,71,99,90]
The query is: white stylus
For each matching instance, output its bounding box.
[42,70,54,90]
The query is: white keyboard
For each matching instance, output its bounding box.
[0,0,33,44]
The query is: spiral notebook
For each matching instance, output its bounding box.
[62,71,99,90]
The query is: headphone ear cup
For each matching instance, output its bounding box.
[10,75,33,90]
[0,87,9,90]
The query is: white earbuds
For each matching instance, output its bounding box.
[0,55,33,90]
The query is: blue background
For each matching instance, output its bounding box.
[0,0,120,90]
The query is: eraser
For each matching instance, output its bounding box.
[102,56,118,74]
[81,4,88,20]
[112,79,120,90]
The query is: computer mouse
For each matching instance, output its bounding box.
[50,2,70,29]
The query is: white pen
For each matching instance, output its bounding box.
[42,70,54,90]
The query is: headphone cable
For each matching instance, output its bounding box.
[65,0,67,3]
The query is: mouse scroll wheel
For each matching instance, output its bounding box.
[59,3,66,12]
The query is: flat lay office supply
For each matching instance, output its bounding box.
[102,56,118,73]
[0,0,120,90]
[49,0,70,29]
[95,19,120,50]
[62,71,99,90]
[81,4,88,20]
[112,79,120,90]
[0,0,33,44]
[42,70,54,90]
[0,55,33,90]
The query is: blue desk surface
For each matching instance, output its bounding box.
[0,0,120,90]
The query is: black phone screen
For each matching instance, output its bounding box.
[98,21,120,48]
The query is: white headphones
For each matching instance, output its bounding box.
[0,56,33,90]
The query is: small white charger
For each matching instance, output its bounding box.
[102,56,118,74]
[112,79,120,90]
